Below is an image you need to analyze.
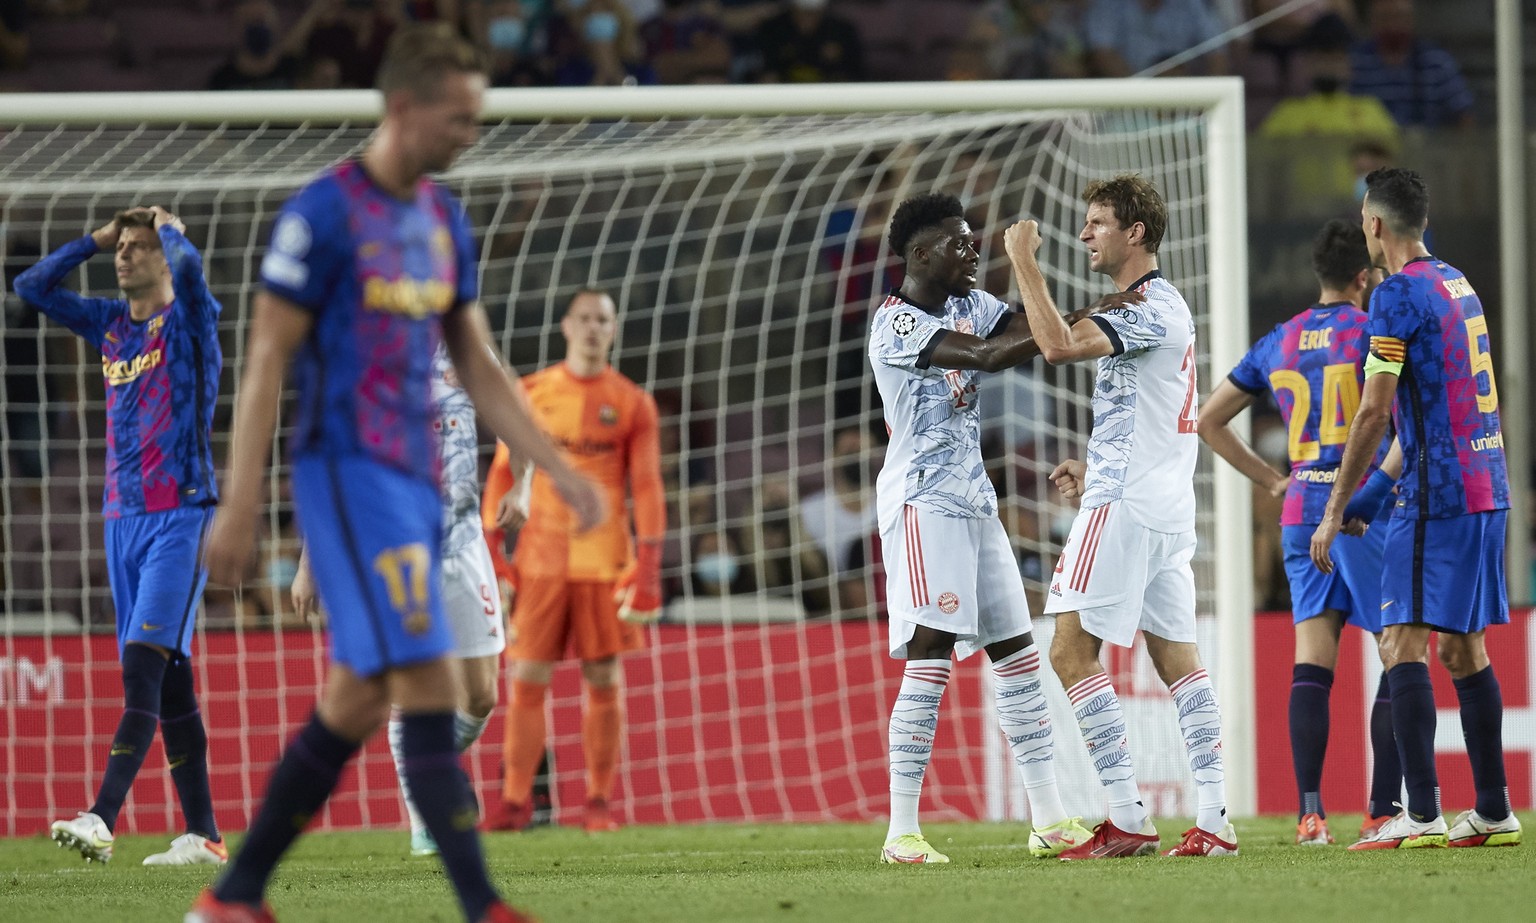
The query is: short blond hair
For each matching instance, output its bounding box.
[375,22,486,99]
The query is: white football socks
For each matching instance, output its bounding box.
[386,711,426,835]
[1170,669,1229,834]
[454,709,491,753]
[389,708,492,836]
[1069,672,1148,833]
[887,659,950,842]
[991,645,1067,827]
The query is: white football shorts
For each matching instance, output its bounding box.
[882,505,1033,661]
[1043,500,1196,648]
[442,536,507,659]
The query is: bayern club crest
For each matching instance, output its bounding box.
[937,592,960,614]
[892,311,917,337]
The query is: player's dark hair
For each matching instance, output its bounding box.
[1311,218,1370,289]
[113,210,156,231]
[1363,167,1429,238]
[887,193,965,261]
[376,22,487,100]
[1082,174,1166,254]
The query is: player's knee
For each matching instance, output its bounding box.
[1435,635,1487,678]
[514,660,554,685]
[1378,628,1428,670]
[1048,636,1093,686]
[464,685,498,718]
[581,658,620,688]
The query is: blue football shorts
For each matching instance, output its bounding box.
[292,454,452,678]
[1379,510,1509,634]
[105,505,213,659]
[1282,520,1386,632]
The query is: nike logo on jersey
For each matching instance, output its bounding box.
[140,623,163,631]
[1380,601,1394,611]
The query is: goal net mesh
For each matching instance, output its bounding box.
[0,100,1229,835]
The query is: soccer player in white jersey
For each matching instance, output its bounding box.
[1005,174,1238,859]
[868,192,1141,864]
[291,343,506,857]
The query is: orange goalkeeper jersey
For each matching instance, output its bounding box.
[483,362,665,582]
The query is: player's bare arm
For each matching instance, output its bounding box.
[926,291,1140,373]
[204,292,314,586]
[1005,219,1119,364]
[440,301,605,532]
[1199,380,1290,498]
[1310,370,1396,573]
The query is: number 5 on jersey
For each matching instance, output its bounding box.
[1465,314,1499,414]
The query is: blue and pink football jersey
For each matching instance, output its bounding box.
[1367,256,1508,519]
[1228,302,1385,526]
[14,227,222,518]
[259,160,478,485]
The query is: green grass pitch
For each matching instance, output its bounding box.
[2,815,1530,922]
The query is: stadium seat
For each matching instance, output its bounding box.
[26,17,119,59]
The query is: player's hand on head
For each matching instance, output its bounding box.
[552,469,605,533]
[147,206,185,235]
[90,217,122,251]
[204,508,259,587]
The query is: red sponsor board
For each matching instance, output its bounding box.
[2,612,1530,837]
[1253,609,1532,815]
[0,623,988,837]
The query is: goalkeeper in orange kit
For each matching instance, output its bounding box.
[482,288,665,833]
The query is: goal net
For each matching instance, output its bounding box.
[0,81,1252,836]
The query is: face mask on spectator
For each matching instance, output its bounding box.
[791,0,829,10]
[840,459,863,485]
[489,16,527,52]
[1354,174,1370,202]
[584,11,621,43]
[695,553,739,587]
[244,23,275,56]
[565,0,591,11]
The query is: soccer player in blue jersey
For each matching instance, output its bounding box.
[1201,219,1401,846]
[16,206,227,867]
[190,24,601,923]
[1312,167,1521,850]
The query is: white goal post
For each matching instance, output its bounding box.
[0,79,1254,834]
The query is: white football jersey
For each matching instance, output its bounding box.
[1080,272,1199,532]
[868,290,1012,535]
[431,344,483,557]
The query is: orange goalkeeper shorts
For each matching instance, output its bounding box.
[509,575,644,662]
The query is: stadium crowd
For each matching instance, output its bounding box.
[0,0,1512,632]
